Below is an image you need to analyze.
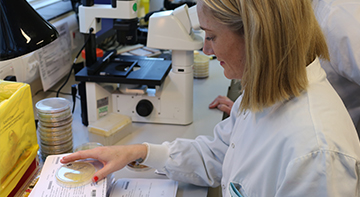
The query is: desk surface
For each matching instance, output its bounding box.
[32,59,230,197]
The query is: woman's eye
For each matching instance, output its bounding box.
[206,36,214,41]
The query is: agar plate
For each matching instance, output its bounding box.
[126,161,152,172]
[56,161,96,187]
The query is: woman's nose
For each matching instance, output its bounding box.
[202,40,214,56]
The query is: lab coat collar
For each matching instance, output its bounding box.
[306,57,326,84]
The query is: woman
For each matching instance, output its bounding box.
[62,0,360,196]
[210,0,360,138]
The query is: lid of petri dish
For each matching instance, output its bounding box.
[36,97,71,114]
[38,108,71,120]
[56,161,96,187]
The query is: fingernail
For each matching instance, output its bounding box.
[93,176,99,183]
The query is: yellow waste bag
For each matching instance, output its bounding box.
[0,80,39,197]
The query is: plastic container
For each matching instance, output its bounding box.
[88,113,132,145]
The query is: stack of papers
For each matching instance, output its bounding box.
[29,154,178,197]
[29,154,107,197]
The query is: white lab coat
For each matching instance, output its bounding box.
[143,59,360,196]
[313,0,360,136]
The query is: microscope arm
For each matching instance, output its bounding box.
[146,4,203,51]
[78,0,138,69]
[78,1,137,34]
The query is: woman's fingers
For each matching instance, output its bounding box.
[60,148,102,163]
[209,95,234,115]
[217,104,231,115]
[91,163,118,183]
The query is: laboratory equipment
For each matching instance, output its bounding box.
[76,4,203,125]
[78,0,138,67]
[0,0,58,61]
[0,0,59,82]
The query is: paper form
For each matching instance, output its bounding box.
[109,178,178,197]
[29,154,107,197]
[38,22,72,92]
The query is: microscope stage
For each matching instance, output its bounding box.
[75,55,172,86]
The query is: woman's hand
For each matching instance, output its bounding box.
[60,144,147,183]
[209,95,234,115]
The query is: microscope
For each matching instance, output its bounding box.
[75,0,203,126]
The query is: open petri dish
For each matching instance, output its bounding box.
[56,161,96,187]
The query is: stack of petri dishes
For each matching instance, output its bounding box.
[36,97,73,159]
[193,53,210,79]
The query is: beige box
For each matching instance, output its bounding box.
[88,113,132,145]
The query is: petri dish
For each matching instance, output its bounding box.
[38,122,72,134]
[36,97,71,114]
[74,142,103,152]
[41,139,73,154]
[126,161,151,172]
[39,127,72,137]
[56,161,96,187]
[40,131,73,146]
[39,116,73,128]
[41,147,73,158]
[38,109,72,123]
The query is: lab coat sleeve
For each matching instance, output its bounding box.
[275,150,360,197]
[317,2,360,85]
[142,98,242,187]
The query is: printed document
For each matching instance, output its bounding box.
[109,178,178,197]
[29,154,107,197]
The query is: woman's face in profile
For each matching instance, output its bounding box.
[197,1,246,79]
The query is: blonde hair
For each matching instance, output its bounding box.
[202,0,329,112]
